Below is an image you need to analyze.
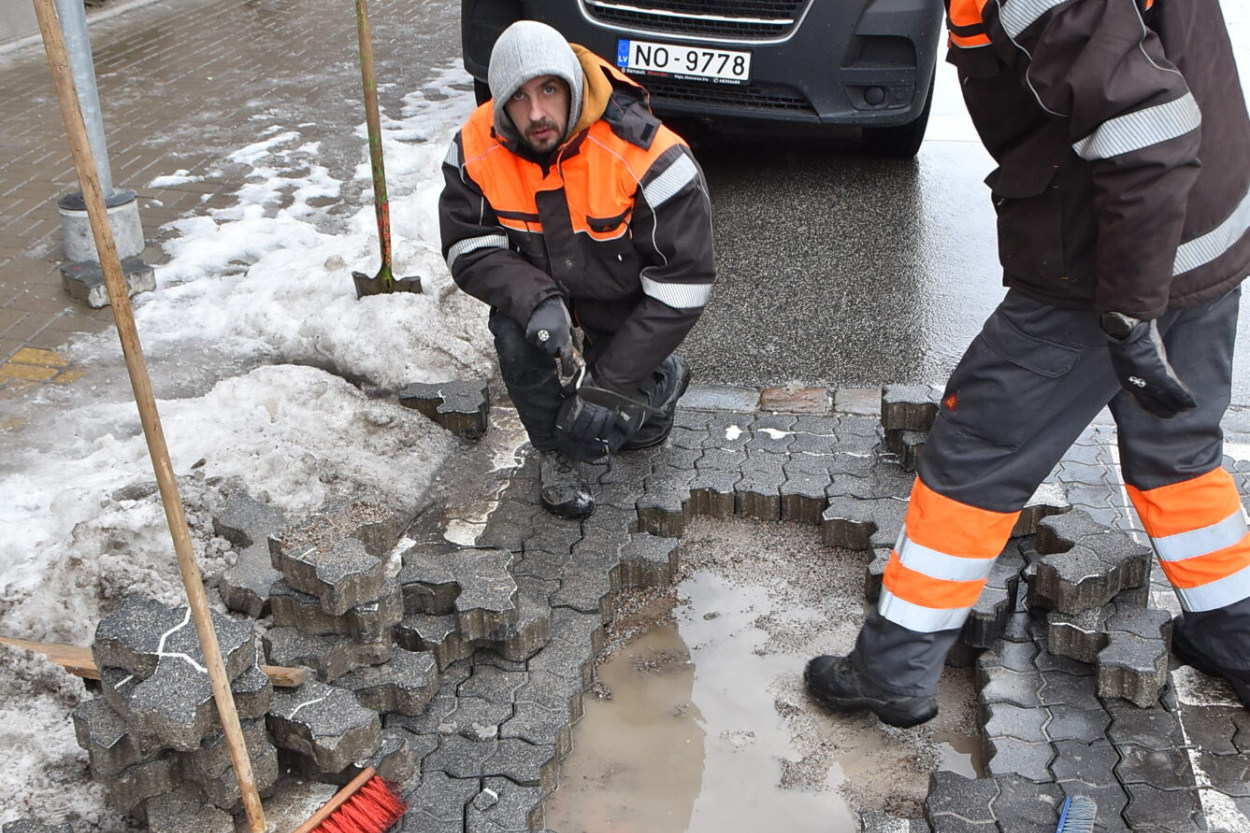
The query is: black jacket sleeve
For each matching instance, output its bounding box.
[987,0,1202,318]
[594,143,717,394]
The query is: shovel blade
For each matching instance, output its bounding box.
[352,270,422,298]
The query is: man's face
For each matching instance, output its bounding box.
[504,75,570,155]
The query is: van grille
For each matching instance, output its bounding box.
[640,78,815,114]
[582,0,807,40]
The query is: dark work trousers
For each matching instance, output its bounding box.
[488,309,676,456]
[852,286,1247,697]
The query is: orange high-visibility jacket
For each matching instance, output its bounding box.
[945,0,1250,319]
[439,49,715,395]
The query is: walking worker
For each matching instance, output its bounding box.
[439,20,715,520]
[807,0,1250,727]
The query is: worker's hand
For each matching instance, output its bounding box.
[555,380,645,461]
[1106,319,1197,418]
[525,297,572,359]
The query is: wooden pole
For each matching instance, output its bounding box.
[31,2,267,829]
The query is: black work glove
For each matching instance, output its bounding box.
[1106,318,1197,418]
[525,297,572,359]
[555,380,646,462]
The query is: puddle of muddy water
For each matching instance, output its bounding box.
[545,518,983,832]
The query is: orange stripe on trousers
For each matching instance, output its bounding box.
[882,552,987,609]
[906,478,1020,558]
[1127,468,1242,538]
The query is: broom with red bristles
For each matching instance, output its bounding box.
[293,768,406,833]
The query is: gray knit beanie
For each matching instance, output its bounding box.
[488,20,584,146]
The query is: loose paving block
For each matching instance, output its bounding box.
[91,597,261,751]
[399,380,490,440]
[213,491,286,618]
[1012,482,1071,537]
[335,647,440,716]
[1029,511,1153,614]
[398,548,519,642]
[93,595,256,682]
[884,428,926,472]
[881,385,940,432]
[270,577,403,642]
[282,726,436,787]
[262,627,393,682]
[179,718,274,801]
[926,771,998,828]
[144,784,233,833]
[1046,598,1172,707]
[73,695,161,778]
[270,536,389,617]
[268,678,382,774]
[105,752,180,812]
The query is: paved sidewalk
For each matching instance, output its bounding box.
[0,0,459,395]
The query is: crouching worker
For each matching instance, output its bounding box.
[439,21,715,520]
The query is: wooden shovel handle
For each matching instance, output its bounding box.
[30,1,266,829]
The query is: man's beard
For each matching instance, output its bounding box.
[524,119,562,154]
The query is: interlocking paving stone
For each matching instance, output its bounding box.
[262,626,393,682]
[143,784,234,833]
[335,647,440,716]
[880,385,940,432]
[989,774,1064,831]
[1044,704,1112,742]
[984,736,1054,782]
[926,771,998,826]
[269,536,389,618]
[983,702,1048,744]
[1046,598,1172,707]
[467,777,545,832]
[267,677,381,774]
[270,577,404,642]
[398,547,519,642]
[1115,745,1194,791]
[1122,783,1204,832]
[398,379,490,440]
[1050,739,1120,786]
[1029,511,1153,615]
[73,695,162,778]
[213,490,286,617]
[400,769,480,829]
[104,751,180,812]
[90,597,261,751]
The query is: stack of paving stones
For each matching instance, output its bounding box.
[71,594,278,831]
[259,500,442,785]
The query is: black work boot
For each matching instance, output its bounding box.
[804,655,938,728]
[1171,621,1250,708]
[539,449,593,520]
[621,355,691,451]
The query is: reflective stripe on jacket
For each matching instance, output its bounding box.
[944,0,1250,318]
[439,50,715,395]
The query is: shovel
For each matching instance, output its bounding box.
[351,0,421,298]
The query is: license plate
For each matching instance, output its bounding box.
[616,39,751,85]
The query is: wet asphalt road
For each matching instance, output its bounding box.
[680,64,1250,401]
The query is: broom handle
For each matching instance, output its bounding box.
[31,2,267,831]
[355,0,392,274]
